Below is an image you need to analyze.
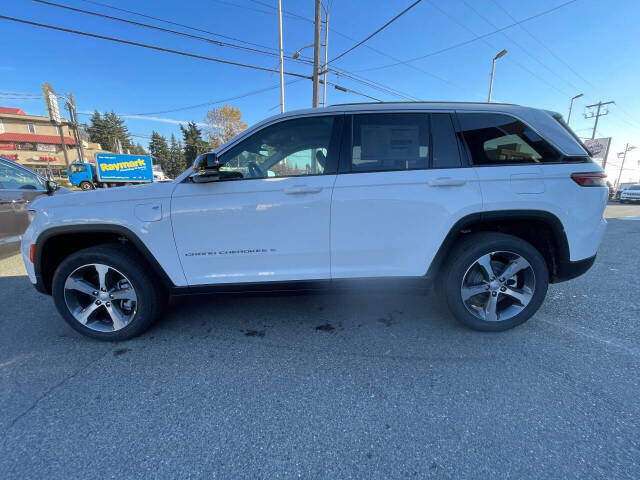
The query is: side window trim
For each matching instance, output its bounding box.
[450,112,472,168]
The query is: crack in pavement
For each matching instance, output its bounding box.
[2,347,113,437]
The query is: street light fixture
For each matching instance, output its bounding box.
[292,44,314,60]
[567,93,583,125]
[488,49,507,102]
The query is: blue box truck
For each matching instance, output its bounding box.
[68,154,154,190]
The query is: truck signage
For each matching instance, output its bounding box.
[96,154,153,182]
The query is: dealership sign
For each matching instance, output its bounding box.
[584,137,611,163]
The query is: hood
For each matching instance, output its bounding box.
[31,181,176,210]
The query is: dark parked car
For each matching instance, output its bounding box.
[0,156,68,260]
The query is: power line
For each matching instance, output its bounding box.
[358,0,579,72]
[460,0,584,94]
[32,0,311,63]
[423,0,571,99]
[124,80,304,116]
[490,0,595,91]
[54,0,414,101]
[0,15,312,79]
[77,0,278,53]
[329,0,423,64]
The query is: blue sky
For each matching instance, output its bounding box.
[2,0,640,180]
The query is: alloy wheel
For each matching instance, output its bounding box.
[63,263,138,332]
[460,251,536,322]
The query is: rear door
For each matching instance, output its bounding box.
[330,112,482,279]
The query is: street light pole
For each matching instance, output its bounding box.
[616,143,636,188]
[277,0,285,113]
[488,49,507,102]
[567,93,583,125]
[312,0,322,108]
[322,7,329,107]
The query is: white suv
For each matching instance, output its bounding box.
[21,102,608,340]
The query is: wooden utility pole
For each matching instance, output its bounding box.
[68,93,86,162]
[312,0,322,107]
[584,100,614,139]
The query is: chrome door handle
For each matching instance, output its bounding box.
[428,178,467,187]
[284,185,323,194]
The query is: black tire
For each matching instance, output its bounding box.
[52,244,166,340]
[79,181,93,191]
[443,232,549,332]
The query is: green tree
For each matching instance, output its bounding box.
[131,142,147,155]
[205,104,247,149]
[148,131,170,175]
[87,110,133,153]
[180,122,208,166]
[167,133,187,178]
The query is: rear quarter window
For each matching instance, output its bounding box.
[457,113,561,165]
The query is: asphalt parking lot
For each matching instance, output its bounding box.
[1,203,639,479]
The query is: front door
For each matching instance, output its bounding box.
[171,114,343,286]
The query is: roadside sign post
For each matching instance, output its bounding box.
[42,82,70,169]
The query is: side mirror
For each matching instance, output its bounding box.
[46,180,60,194]
[191,153,220,183]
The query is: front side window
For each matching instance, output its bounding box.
[70,164,87,174]
[0,162,45,190]
[458,113,560,165]
[27,122,36,134]
[217,116,338,180]
[351,113,429,172]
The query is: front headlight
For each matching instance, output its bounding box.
[27,209,37,224]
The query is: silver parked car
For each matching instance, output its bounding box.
[0,156,69,260]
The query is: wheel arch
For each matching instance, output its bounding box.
[427,210,571,283]
[34,224,175,295]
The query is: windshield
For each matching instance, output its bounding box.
[70,164,87,174]
[628,185,640,190]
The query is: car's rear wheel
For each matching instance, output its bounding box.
[52,244,166,340]
[444,233,548,332]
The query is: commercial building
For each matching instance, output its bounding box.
[0,106,110,178]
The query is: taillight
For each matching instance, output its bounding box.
[571,172,607,187]
[29,244,35,263]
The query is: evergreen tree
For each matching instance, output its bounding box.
[167,133,187,178]
[180,122,208,166]
[148,131,170,175]
[87,110,134,152]
[132,142,147,155]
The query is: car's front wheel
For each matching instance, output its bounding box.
[79,181,93,191]
[444,233,549,332]
[52,244,166,340]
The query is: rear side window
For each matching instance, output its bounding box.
[458,113,560,165]
[431,113,462,168]
[351,113,429,172]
